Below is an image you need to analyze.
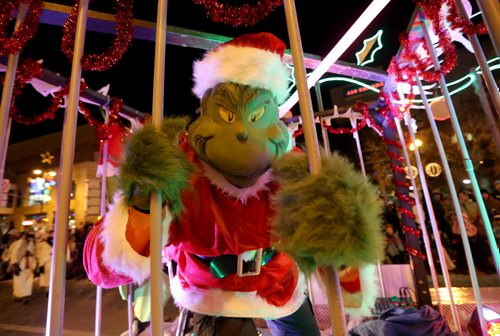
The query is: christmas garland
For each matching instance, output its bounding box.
[377,100,425,260]
[444,0,487,35]
[1,58,43,123]
[3,58,126,133]
[62,0,134,72]
[192,0,283,28]
[391,0,488,84]
[0,0,43,56]
[98,97,126,142]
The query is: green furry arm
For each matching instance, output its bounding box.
[119,117,194,216]
[271,151,385,274]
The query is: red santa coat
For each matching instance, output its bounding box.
[84,145,305,318]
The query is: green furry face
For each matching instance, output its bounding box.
[188,82,290,188]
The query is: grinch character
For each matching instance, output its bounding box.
[84,32,384,335]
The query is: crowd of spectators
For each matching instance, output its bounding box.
[379,186,498,275]
[0,221,93,303]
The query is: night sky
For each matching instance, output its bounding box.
[1,0,449,144]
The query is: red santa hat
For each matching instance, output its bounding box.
[192,32,291,104]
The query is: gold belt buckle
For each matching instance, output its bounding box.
[237,248,263,277]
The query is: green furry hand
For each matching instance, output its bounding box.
[119,117,194,215]
[271,151,385,273]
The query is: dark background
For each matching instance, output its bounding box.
[2,0,489,149]
[4,0,418,143]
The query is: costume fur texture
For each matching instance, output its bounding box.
[119,117,194,215]
[170,271,306,319]
[271,151,385,273]
[192,44,290,104]
[100,193,171,285]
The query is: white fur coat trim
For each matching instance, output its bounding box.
[192,45,290,104]
[345,264,380,317]
[100,192,171,285]
[170,272,306,319]
[201,161,273,204]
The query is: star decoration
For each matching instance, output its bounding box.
[41,151,55,164]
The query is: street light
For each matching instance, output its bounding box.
[409,138,423,151]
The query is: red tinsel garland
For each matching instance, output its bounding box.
[1,58,43,122]
[444,0,487,35]
[386,151,405,162]
[10,78,86,125]
[390,0,458,84]
[393,178,410,188]
[62,0,134,72]
[98,97,126,142]
[405,245,426,260]
[0,0,43,56]
[192,0,283,28]
[376,95,424,260]
[402,223,421,238]
[323,116,367,135]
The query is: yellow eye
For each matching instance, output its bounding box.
[248,107,265,123]
[219,106,235,123]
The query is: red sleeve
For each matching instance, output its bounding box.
[83,218,132,288]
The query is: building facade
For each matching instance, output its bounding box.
[0,125,103,232]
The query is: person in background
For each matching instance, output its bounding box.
[384,224,407,264]
[379,195,402,236]
[447,208,495,274]
[424,189,456,273]
[13,249,37,303]
[36,233,52,296]
[1,229,20,279]
[480,189,500,224]
[430,189,453,241]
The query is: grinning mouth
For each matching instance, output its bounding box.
[207,159,271,182]
[193,134,279,187]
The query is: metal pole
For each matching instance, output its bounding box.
[453,0,500,117]
[403,112,462,334]
[350,112,385,297]
[474,0,500,56]
[0,3,26,183]
[283,0,345,334]
[474,72,500,153]
[127,283,134,336]
[315,84,330,153]
[46,0,89,334]
[0,119,12,183]
[421,16,499,275]
[393,117,442,315]
[283,0,321,174]
[415,73,488,336]
[350,116,366,177]
[150,0,168,334]
[279,0,391,116]
[94,141,109,336]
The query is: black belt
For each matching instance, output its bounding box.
[194,247,277,279]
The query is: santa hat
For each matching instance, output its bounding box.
[192,32,291,104]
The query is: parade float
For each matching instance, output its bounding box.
[0,0,498,335]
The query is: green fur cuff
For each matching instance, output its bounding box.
[119,118,194,215]
[271,151,385,273]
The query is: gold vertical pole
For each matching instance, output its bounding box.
[46,0,89,335]
[283,0,346,334]
[474,0,500,56]
[0,3,27,182]
[150,0,169,334]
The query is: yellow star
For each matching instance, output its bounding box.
[40,151,55,165]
